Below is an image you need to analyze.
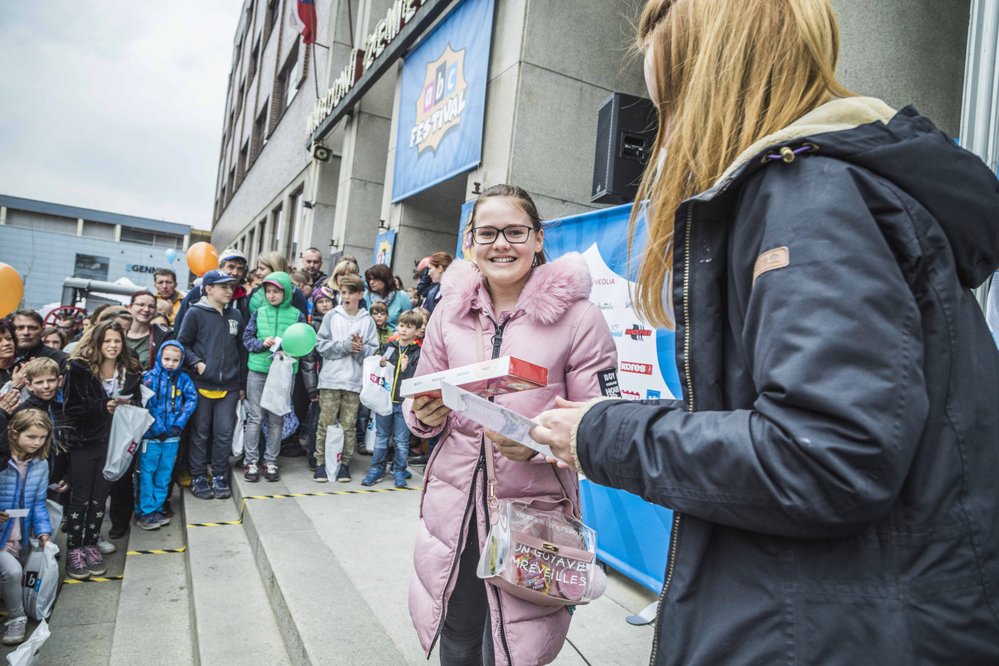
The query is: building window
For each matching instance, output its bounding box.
[281,42,301,110]
[288,189,303,259]
[120,228,184,249]
[238,141,249,182]
[247,227,256,263]
[228,168,236,203]
[235,81,245,121]
[248,39,260,84]
[264,0,281,43]
[256,219,267,257]
[252,102,268,160]
[81,220,116,240]
[271,204,283,252]
[74,254,109,281]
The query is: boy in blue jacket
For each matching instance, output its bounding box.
[135,341,197,530]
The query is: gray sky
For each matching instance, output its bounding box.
[0,1,245,230]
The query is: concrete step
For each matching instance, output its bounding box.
[109,495,195,666]
[184,479,291,665]
[231,458,412,665]
[232,454,656,665]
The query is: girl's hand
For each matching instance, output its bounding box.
[39,534,50,547]
[486,432,535,461]
[0,511,8,524]
[531,396,589,470]
[412,395,451,427]
[107,400,118,414]
[263,337,275,348]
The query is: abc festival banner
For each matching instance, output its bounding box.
[391,0,494,202]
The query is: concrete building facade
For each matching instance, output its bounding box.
[210,0,978,281]
[0,195,192,309]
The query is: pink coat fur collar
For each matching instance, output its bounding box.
[440,253,592,325]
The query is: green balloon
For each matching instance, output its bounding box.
[282,323,317,357]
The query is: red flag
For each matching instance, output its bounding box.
[290,0,317,45]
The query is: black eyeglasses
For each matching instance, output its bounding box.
[470,225,534,245]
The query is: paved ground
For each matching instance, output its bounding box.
[4,450,658,664]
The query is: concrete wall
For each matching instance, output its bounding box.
[833,0,970,136]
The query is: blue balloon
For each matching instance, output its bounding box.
[165,248,178,263]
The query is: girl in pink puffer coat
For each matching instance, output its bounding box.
[405,185,618,665]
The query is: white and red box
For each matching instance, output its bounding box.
[400,356,548,399]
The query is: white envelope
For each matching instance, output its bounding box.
[439,382,553,457]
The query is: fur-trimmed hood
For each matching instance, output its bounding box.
[440,253,592,324]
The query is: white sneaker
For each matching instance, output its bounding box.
[97,536,117,554]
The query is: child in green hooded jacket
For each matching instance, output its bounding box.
[241,271,305,482]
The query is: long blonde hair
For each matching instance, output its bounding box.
[631,0,852,328]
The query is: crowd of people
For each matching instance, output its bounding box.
[0,242,455,643]
[4,0,999,661]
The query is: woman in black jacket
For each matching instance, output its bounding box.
[59,320,142,581]
[534,1,999,664]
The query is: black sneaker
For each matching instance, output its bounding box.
[280,443,306,457]
[243,462,260,482]
[161,500,175,518]
[212,475,231,499]
[356,445,372,457]
[109,523,129,539]
[335,465,351,483]
[191,474,213,500]
[264,463,280,482]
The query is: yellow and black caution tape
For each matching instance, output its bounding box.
[63,574,124,585]
[186,485,419,528]
[126,545,187,556]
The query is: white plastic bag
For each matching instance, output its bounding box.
[364,416,377,453]
[260,353,295,416]
[22,540,60,620]
[44,500,63,535]
[5,619,49,666]
[231,399,246,456]
[325,424,344,471]
[103,404,154,482]
[360,356,394,416]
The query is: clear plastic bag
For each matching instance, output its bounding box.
[5,619,49,666]
[325,424,344,470]
[477,500,603,606]
[231,399,246,456]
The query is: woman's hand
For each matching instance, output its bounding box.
[106,400,118,414]
[412,395,451,427]
[486,432,535,461]
[54,480,70,493]
[10,366,27,390]
[531,396,589,470]
[0,389,20,416]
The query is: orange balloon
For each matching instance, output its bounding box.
[186,242,219,277]
[0,263,24,317]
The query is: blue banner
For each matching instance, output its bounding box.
[373,229,397,266]
[391,0,494,202]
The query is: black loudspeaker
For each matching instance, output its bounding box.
[591,93,657,205]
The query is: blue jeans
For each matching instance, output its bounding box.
[136,437,179,516]
[370,404,409,477]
